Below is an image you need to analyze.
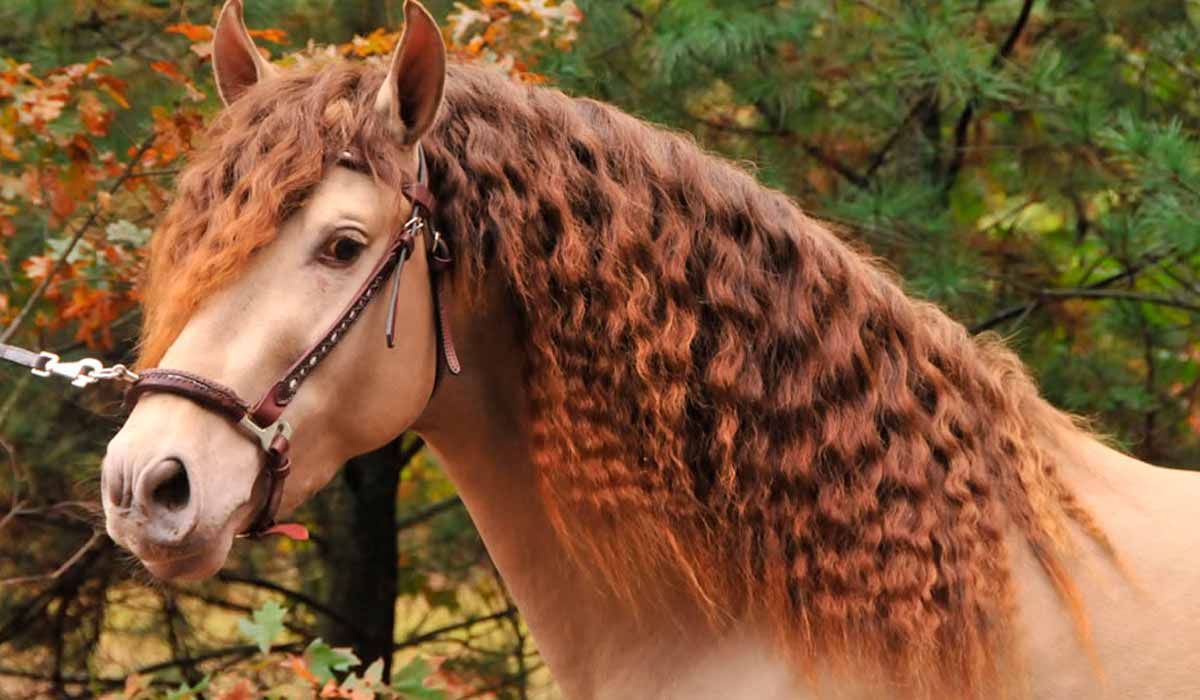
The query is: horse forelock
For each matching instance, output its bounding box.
[144,57,1107,698]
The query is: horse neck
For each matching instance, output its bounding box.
[412,274,734,697]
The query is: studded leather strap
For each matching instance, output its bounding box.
[127,369,249,421]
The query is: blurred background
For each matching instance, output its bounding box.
[1,0,1198,697]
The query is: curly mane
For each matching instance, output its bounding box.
[141,59,1109,698]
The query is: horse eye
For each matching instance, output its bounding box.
[320,235,366,266]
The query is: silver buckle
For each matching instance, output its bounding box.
[403,214,425,237]
[32,352,139,388]
[237,415,294,453]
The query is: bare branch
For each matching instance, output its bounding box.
[395,607,517,650]
[970,250,1186,333]
[944,0,1036,189]
[0,532,102,588]
[395,495,463,532]
[216,571,362,635]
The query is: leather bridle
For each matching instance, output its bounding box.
[124,143,460,539]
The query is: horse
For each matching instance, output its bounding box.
[100,1,1200,698]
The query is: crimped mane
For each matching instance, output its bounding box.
[143,60,1109,698]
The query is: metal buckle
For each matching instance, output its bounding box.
[31,352,139,388]
[237,415,294,453]
[403,214,425,237]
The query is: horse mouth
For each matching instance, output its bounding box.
[137,542,230,581]
[113,517,239,581]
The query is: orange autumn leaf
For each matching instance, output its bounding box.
[248,28,288,44]
[150,61,187,83]
[47,179,76,220]
[94,75,130,108]
[284,655,321,685]
[0,129,19,161]
[165,23,213,42]
[62,286,118,349]
[214,679,255,700]
[78,90,111,136]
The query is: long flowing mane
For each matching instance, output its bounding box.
[142,60,1110,697]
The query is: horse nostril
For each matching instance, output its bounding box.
[103,468,130,509]
[142,458,191,512]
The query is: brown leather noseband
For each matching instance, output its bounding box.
[125,144,460,539]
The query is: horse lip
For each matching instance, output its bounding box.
[138,544,227,581]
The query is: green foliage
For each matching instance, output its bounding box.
[238,601,288,654]
[303,639,361,683]
[163,675,210,700]
[391,658,447,700]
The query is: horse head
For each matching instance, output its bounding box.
[101,0,450,580]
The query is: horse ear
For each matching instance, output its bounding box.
[212,0,278,106]
[374,0,446,145]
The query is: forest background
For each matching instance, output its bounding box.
[1,0,1198,698]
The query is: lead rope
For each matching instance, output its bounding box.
[0,344,139,388]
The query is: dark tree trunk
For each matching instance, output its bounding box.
[313,439,404,675]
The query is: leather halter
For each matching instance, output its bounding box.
[125,144,459,539]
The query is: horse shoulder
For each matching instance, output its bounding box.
[1015,433,1200,699]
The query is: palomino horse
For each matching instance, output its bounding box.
[101,1,1200,698]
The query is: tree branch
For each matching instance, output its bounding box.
[0,532,101,587]
[1035,289,1200,314]
[970,251,1184,333]
[395,607,517,650]
[215,571,362,635]
[0,132,156,345]
[944,0,1035,190]
[753,100,869,189]
[395,495,463,532]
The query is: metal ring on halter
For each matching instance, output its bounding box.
[31,352,139,388]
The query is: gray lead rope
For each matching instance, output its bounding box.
[1,343,49,371]
[0,342,139,388]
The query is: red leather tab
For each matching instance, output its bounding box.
[261,522,309,540]
[251,384,287,425]
[268,433,291,463]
